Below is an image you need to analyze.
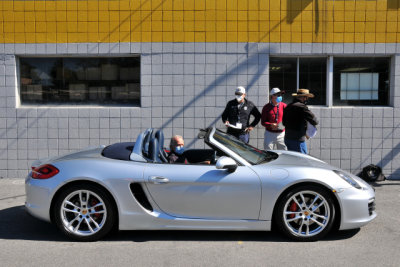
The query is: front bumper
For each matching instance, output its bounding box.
[337,185,377,230]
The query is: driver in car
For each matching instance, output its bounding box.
[168,135,187,164]
[168,135,211,164]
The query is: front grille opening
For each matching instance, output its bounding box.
[368,199,376,216]
[130,183,153,212]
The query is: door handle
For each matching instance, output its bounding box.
[149,176,170,184]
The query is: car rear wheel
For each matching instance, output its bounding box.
[275,185,335,241]
[53,184,116,241]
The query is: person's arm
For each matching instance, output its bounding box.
[282,106,288,127]
[303,106,319,126]
[249,105,261,128]
[221,102,230,124]
[261,105,274,128]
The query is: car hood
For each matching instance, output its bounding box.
[31,146,105,167]
[258,150,372,190]
[265,150,335,170]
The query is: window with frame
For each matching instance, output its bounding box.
[19,57,140,106]
[269,57,327,105]
[333,57,390,106]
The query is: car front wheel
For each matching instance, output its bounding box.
[53,184,116,241]
[275,185,335,241]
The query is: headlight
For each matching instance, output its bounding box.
[333,170,362,189]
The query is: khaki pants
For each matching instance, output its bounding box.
[264,130,287,151]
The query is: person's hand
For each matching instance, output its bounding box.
[245,127,254,133]
[270,123,278,130]
[225,121,230,127]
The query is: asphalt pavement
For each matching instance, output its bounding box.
[0,178,399,267]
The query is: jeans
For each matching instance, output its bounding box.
[227,129,249,143]
[238,133,249,143]
[284,138,308,154]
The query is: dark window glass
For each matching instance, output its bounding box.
[269,57,326,105]
[299,57,326,105]
[333,57,390,106]
[269,57,297,105]
[19,57,140,106]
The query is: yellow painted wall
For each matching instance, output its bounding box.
[0,0,399,43]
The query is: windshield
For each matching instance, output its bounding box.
[212,129,278,165]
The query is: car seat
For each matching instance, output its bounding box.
[155,130,168,162]
[148,138,162,163]
[142,128,154,159]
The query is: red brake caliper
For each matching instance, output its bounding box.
[289,201,297,218]
[90,199,100,219]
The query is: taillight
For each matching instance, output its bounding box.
[31,164,59,179]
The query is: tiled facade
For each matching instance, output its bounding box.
[1,1,400,179]
[1,0,399,43]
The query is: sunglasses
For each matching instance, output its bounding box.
[273,93,282,96]
[235,92,244,96]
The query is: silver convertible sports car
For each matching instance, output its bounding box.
[25,127,376,242]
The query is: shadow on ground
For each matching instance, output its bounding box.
[370,181,400,187]
[0,205,359,243]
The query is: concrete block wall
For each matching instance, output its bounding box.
[0,42,399,179]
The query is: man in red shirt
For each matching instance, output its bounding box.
[261,88,287,150]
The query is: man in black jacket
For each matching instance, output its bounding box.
[282,89,318,154]
[221,86,261,143]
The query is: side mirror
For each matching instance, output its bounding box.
[216,156,238,173]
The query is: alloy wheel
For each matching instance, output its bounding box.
[60,190,107,236]
[283,190,331,237]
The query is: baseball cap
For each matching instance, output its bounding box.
[235,86,246,95]
[270,88,281,95]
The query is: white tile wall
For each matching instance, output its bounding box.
[0,42,399,179]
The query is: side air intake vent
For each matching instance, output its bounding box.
[129,183,153,212]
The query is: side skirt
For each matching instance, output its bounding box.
[119,211,271,231]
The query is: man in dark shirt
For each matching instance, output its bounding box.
[167,135,186,163]
[221,86,261,143]
[282,89,319,154]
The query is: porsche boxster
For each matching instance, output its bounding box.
[25,127,376,241]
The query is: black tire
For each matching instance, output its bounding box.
[274,185,335,241]
[53,183,116,241]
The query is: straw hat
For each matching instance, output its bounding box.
[292,89,314,98]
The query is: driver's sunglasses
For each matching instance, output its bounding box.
[235,92,244,96]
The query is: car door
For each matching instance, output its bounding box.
[143,163,261,220]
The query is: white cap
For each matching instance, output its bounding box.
[270,87,281,95]
[236,86,246,94]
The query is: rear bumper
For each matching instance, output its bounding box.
[337,185,376,230]
[25,175,52,222]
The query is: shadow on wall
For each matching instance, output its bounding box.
[286,0,313,24]
[373,124,400,179]
[354,122,400,179]
[0,107,51,172]
[388,0,400,9]
[286,0,320,34]
[88,0,162,53]
[160,44,270,149]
